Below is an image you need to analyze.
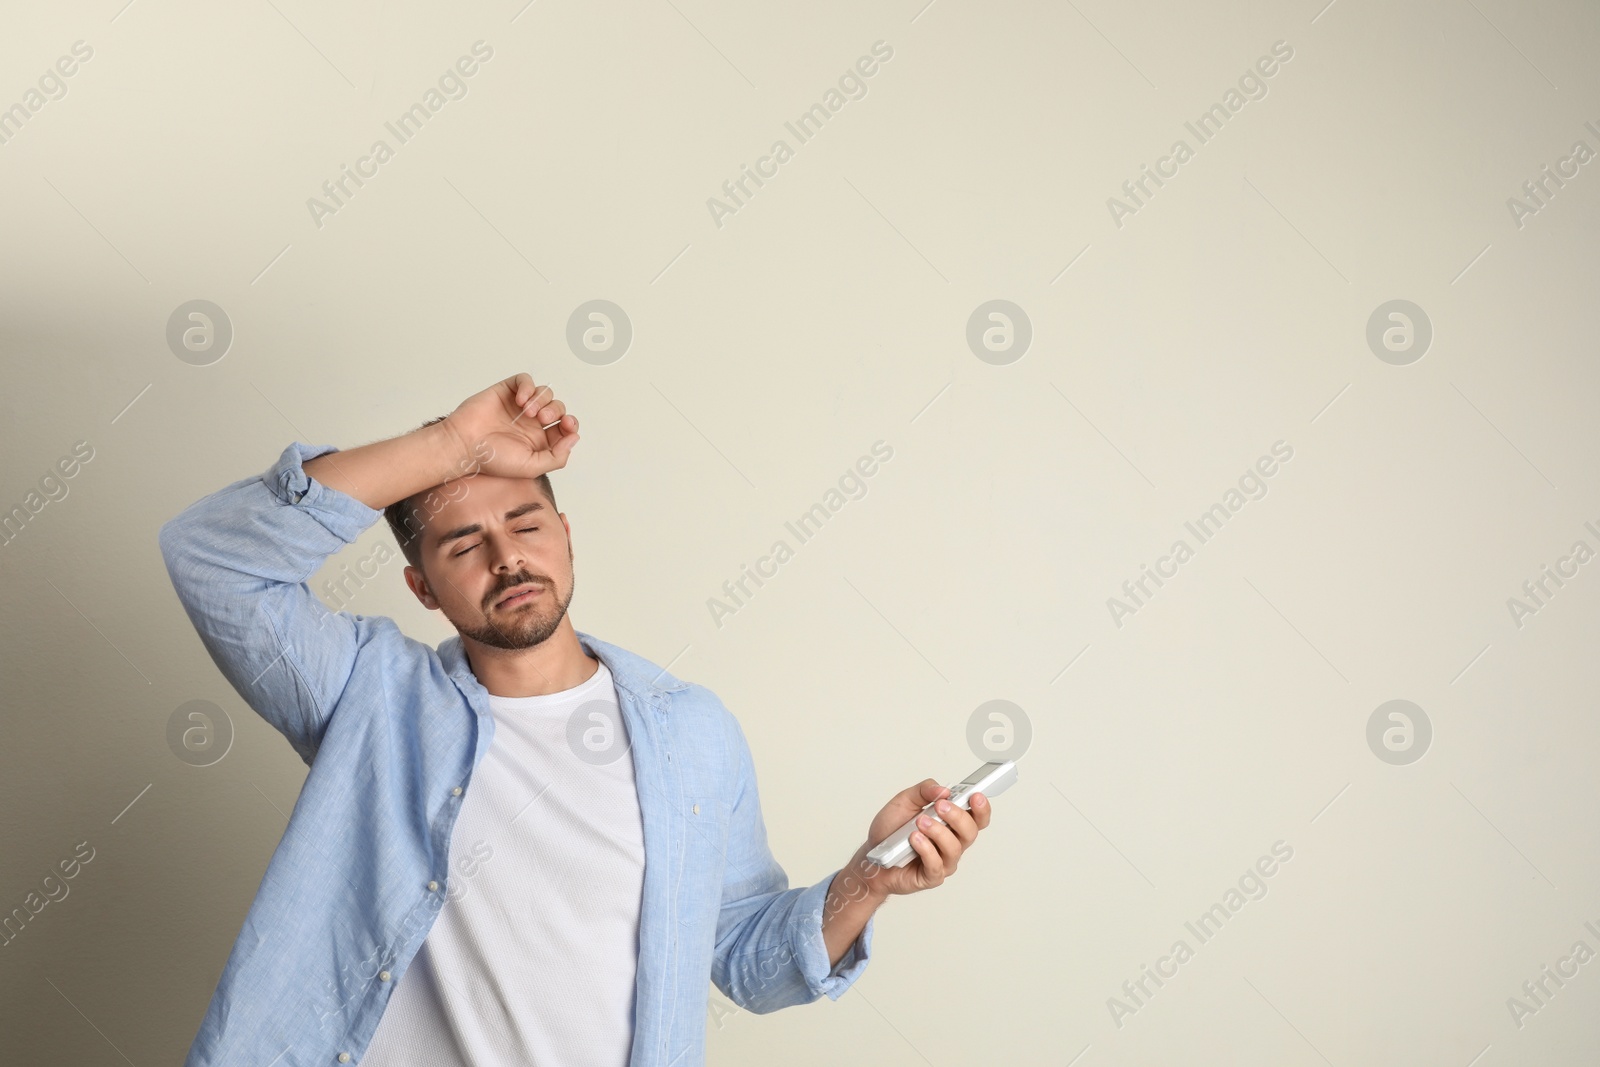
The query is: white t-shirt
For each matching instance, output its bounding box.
[363,658,645,1066]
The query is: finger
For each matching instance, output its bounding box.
[917,813,961,870]
[909,826,944,882]
[932,797,978,846]
[509,372,534,407]
[969,792,992,831]
[891,779,942,814]
[510,381,544,411]
[536,398,567,428]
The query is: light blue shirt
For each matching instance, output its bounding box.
[159,441,873,1067]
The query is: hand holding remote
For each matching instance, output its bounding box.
[865,761,1017,869]
[820,760,1013,961]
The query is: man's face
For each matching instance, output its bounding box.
[403,473,574,650]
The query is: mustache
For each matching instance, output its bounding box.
[487,574,548,604]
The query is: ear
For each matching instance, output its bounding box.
[404,564,440,610]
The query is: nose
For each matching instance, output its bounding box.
[485,529,529,577]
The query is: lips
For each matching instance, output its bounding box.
[495,583,543,608]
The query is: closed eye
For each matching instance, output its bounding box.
[452,527,539,557]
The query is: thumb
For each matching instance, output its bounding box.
[550,429,580,466]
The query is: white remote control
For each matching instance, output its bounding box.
[864,760,1018,868]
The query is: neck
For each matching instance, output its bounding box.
[462,619,600,697]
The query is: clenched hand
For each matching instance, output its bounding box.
[445,372,580,481]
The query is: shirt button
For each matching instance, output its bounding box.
[692,803,700,815]
[427,880,439,892]
[451,786,462,797]
[338,1055,351,1063]
[378,970,391,982]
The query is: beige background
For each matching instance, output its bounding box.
[3,0,1599,1063]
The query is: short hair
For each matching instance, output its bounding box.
[382,415,556,570]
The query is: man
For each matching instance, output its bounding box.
[159,372,995,1066]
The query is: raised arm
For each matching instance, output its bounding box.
[157,373,578,763]
[157,439,407,765]
[300,374,577,509]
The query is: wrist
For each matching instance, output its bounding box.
[430,417,500,492]
[432,416,474,473]
[843,844,891,904]
[823,864,885,928]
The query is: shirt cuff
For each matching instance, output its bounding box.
[788,868,875,1001]
[263,441,384,542]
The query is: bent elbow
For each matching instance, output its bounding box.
[158,508,204,574]
[711,956,814,1015]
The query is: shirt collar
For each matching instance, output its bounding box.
[436,627,689,711]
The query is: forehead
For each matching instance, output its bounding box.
[421,474,552,540]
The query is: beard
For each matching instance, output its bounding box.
[454,569,575,651]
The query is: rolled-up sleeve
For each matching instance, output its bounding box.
[786,869,875,999]
[709,707,874,1012]
[158,442,384,764]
